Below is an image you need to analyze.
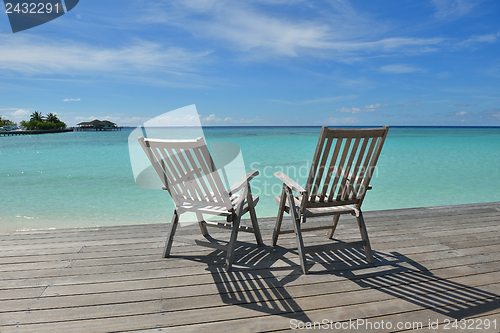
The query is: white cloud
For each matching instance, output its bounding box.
[484,109,500,119]
[11,109,30,117]
[363,103,389,111]
[200,113,262,124]
[380,64,422,74]
[0,34,211,77]
[337,107,361,114]
[337,103,388,114]
[63,98,81,102]
[431,0,479,19]
[0,108,30,120]
[326,117,358,124]
[449,109,500,121]
[459,33,499,47]
[143,1,445,60]
[203,114,221,122]
[74,115,152,126]
[270,94,358,105]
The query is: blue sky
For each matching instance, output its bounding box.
[0,0,499,126]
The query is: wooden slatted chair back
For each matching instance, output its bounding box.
[138,137,233,211]
[305,126,389,209]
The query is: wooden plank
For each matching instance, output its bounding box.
[3,273,498,333]
[1,222,498,279]
[22,260,500,310]
[0,202,499,333]
[2,227,491,286]
[305,241,365,253]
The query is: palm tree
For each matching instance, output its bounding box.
[46,113,60,123]
[30,111,44,122]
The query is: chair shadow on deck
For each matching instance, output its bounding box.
[175,239,499,322]
[310,247,500,320]
[173,239,313,323]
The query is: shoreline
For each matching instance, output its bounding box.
[2,201,499,234]
[0,128,73,136]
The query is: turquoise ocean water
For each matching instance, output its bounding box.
[1,126,500,232]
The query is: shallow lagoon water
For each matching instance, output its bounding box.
[1,126,499,231]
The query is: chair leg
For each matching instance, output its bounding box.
[163,210,180,258]
[196,212,209,236]
[225,213,241,272]
[246,184,263,245]
[356,211,374,264]
[326,215,340,239]
[286,187,308,274]
[272,185,287,247]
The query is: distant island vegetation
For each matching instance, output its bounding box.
[1,111,67,131]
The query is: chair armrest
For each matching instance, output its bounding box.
[228,170,259,196]
[273,172,307,195]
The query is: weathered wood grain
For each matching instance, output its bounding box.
[0,202,499,332]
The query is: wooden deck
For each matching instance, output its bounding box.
[1,202,500,332]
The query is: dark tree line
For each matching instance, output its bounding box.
[20,111,67,130]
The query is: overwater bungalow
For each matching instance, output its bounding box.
[75,119,122,131]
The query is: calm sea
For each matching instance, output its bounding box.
[1,126,500,231]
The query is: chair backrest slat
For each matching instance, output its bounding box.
[154,147,188,200]
[305,126,389,207]
[305,127,329,197]
[341,136,369,200]
[184,148,215,202]
[356,132,388,206]
[327,137,352,202]
[310,136,333,199]
[319,138,343,201]
[193,147,232,207]
[157,145,200,203]
[352,137,377,199]
[170,147,204,202]
[138,137,232,210]
[335,137,361,201]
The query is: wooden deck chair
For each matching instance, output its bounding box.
[272,126,389,274]
[138,136,263,271]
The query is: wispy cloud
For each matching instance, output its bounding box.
[270,94,358,105]
[0,108,31,120]
[459,32,499,48]
[431,0,480,19]
[63,98,81,102]
[337,103,388,114]
[200,113,263,124]
[451,108,500,121]
[363,103,389,111]
[483,109,500,119]
[380,64,424,74]
[326,116,358,124]
[141,1,445,61]
[0,34,211,78]
[74,115,152,126]
[337,107,361,114]
[397,100,422,108]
